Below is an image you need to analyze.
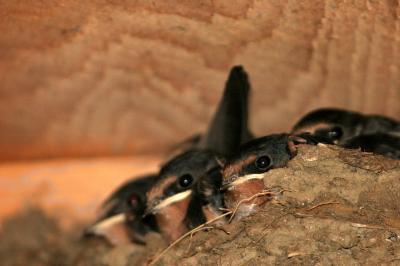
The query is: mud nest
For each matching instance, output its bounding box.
[1,145,400,265]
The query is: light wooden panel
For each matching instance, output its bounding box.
[0,0,399,160]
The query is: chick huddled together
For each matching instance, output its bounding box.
[85,66,400,246]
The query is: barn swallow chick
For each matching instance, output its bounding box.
[343,133,400,159]
[86,65,252,245]
[221,134,316,219]
[144,65,253,242]
[292,108,399,145]
[85,174,159,245]
[144,150,221,242]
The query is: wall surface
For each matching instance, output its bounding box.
[1,0,400,160]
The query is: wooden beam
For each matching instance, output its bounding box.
[0,0,399,160]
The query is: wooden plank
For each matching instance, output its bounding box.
[0,0,399,160]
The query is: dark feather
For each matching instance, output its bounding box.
[343,133,400,159]
[200,65,253,156]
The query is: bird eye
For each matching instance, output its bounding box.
[178,174,193,188]
[128,194,139,208]
[255,156,271,171]
[328,126,343,140]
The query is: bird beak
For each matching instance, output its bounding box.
[84,213,131,245]
[144,190,193,216]
[222,173,265,190]
[86,213,126,234]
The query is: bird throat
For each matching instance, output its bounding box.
[225,176,268,219]
[153,192,192,243]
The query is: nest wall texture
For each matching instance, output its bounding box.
[1,145,400,265]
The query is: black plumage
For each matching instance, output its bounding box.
[144,65,253,242]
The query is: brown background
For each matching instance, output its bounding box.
[1,0,400,161]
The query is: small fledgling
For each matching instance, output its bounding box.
[292,108,399,145]
[85,174,159,245]
[86,65,252,245]
[221,134,316,219]
[145,150,222,242]
[144,65,253,242]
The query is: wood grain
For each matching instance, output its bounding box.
[0,0,399,160]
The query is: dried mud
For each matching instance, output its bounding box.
[1,145,400,265]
